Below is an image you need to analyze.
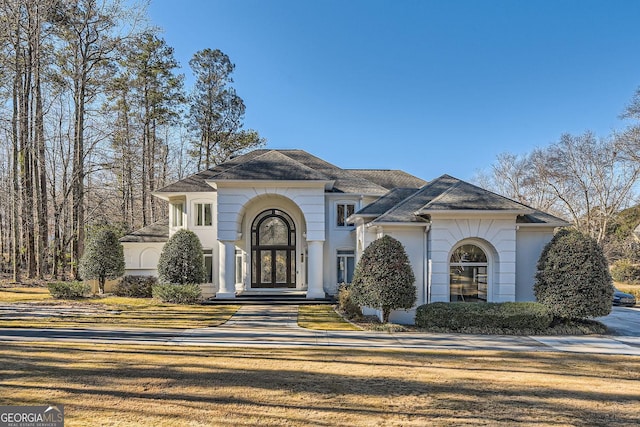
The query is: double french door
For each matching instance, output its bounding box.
[251,209,296,288]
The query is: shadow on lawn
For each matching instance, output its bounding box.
[1,343,640,425]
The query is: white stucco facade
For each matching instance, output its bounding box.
[121,149,567,324]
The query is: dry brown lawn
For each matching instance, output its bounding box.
[0,286,239,329]
[297,305,360,331]
[1,342,639,426]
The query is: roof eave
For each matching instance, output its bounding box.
[418,209,534,216]
[517,221,570,228]
[367,220,430,227]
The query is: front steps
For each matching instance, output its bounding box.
[202,291,335,305]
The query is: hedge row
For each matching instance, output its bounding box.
[151,283,202,304]
[415,302,553,332]
[47,281,91,299]
[113,275,157,298]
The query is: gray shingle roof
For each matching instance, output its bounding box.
[120,220,169,243]
[348,169,427,190]
[156,149,401,195]
[372,174,568,226]
[356,188,420,216]
[207,150,330,181]
[415,175,533,213]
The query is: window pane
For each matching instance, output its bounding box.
[235,253,243,284]
[261,252,272,283]
[450,244,487,263]
[252,251,257,283]
[337,256,345,283]
[290,249,296,285]
[173,203,183,227]
[337,204,345,226]
[204,255,213,283]
[259,217,288,245]
[346,256,355,283]
[204,204,212,226]
[347,204,355,226]
[275,250,287,283]
[196,203,203,226]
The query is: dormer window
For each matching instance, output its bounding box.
[337,203,355,227]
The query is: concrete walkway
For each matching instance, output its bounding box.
[0,304,639,356]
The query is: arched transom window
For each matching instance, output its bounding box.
[449,244,488,302]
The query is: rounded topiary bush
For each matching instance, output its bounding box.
[158,229,206,285]
[350,235,416,323]
[534,229,613,320]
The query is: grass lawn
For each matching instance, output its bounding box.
[297,305,360,330]
[0,286,239,329]
[0,285,53,302]
[0,342,639,426]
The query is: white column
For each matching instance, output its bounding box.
[306,240,324,299]
[216,241,236,298]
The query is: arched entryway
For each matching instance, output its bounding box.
[449,243,489,302]
[251,209,296,288]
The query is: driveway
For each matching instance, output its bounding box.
[598,306,640,336]
[0,304,639,355]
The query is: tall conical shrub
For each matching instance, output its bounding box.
[535,229,612,319]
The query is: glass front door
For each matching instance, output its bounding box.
[251,209,296,288]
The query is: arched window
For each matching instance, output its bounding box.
[449,244,488,302]
[251,209,296,288]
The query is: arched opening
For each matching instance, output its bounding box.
[251,209,296,288]
[449,244,488,302]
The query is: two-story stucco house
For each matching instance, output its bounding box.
[120,149,567,323]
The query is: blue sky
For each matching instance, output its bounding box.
[148,0,640,181]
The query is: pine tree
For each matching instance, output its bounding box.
[188,48,264,170]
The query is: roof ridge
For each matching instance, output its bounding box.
[373,185,430,221]
[419,178,461,211]
[208,149,277,179]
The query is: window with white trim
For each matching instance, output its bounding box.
[336,203,355,227]
[203,249,213,283]
[337,249,355,284]
[449,244,488,302]
[171,202,184,227]
[195,203,213,226]
[235,249,243,285]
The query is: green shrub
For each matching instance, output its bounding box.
[415,302,553,332]
[79,228,125,294]
[337,283,362,319]
[47,281,91,299]
[535,229,613,320]
[610,259,640,284]
[114,275,157,298]
[350,235,416,323]
[152,283,202,304]
[158,229,206,285]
